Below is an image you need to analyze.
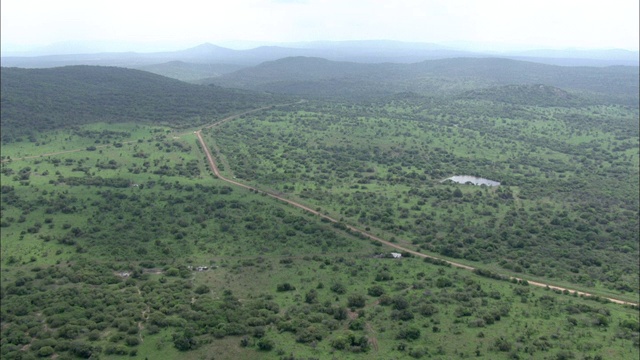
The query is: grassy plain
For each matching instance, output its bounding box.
[1,99,638,359]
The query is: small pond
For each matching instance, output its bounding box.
[442,175,500,186]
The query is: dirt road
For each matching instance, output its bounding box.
[195,113,639,308]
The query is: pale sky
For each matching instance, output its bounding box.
[2,0,638,54]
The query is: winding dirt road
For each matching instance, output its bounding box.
[195,110,639,308]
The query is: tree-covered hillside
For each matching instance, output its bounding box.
[458,84,586,107]
[135,61,244,82]
[209,57,639,104]
[0,66,278,143]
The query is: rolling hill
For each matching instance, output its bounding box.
[207,57,639,104]
[0,66,278,143]
[134,61,244,82]
[458,84,585,106]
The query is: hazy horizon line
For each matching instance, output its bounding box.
[2,39,639,57]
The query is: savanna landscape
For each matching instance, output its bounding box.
[1,40,639,360]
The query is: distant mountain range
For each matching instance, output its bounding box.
[2,40,638,72]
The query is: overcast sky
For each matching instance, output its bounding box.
[2,0,638,54]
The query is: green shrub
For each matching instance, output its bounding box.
[37,346,54,357]
[257,338,274,351]
[367,285,385,297]
[347,293,366,308]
